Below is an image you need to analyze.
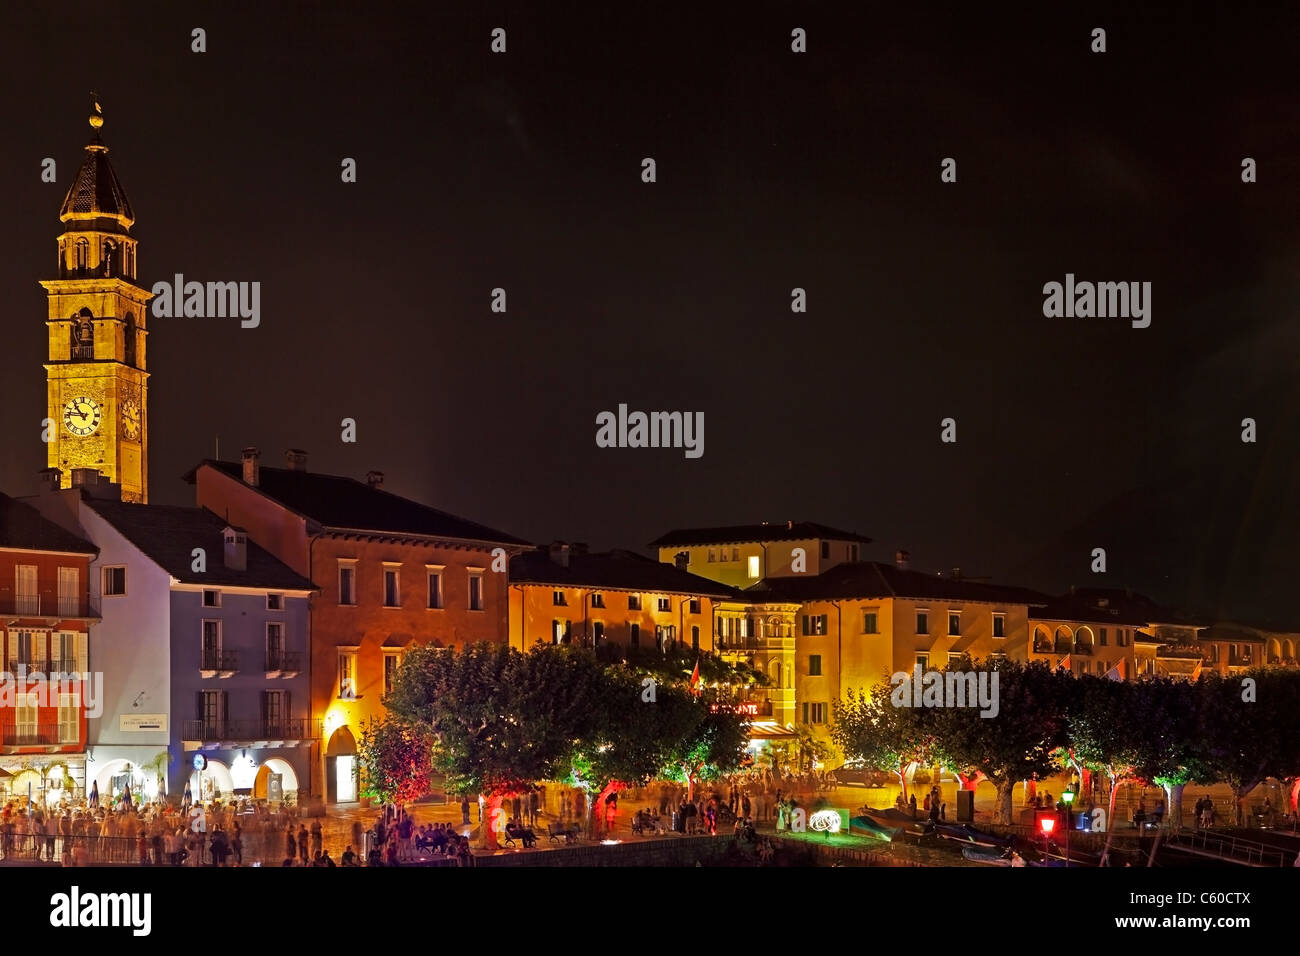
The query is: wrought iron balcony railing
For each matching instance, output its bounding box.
[182,718,322,741]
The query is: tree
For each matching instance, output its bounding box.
[663,692,750,801]
[357,717,433,805]
[923,660,1070,824]
[1197,669,1291,827]
[385,642,602,848]
[832,681,929,801]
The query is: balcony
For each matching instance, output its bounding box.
[1072,643,1093,656]
[264,650,302,678]
[182,718,322,746]
[0,723,78,752]
[200,650,238,678]
[4,659,80,677]
[1032,640,1053,654]
[0,594,98,621]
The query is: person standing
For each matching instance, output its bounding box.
[528,788,539,827]
[310,818,323,858]
[460,795,471,825]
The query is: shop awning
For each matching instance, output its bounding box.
[747,721,798,741]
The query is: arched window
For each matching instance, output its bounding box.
[103,241,116,277]
[75,239,89,272]
[124,312,137,367]
[71,309,94,360]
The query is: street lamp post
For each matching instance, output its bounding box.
[1062,787,1075,867]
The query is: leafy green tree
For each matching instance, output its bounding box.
[923,660,1070,824]
[663,692,750,801]
[832,681,930,801]
[1197,669,1292,826]
[357,717,433,805]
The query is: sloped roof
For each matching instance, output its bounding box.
[86,499,314,591]
[750,561,1049,605]
[649,521,872,548]
[0,494,96,555]
[510,548,738,598]
[60,141,134,225]
[188,459,529,546]
[1032,587,1188,627]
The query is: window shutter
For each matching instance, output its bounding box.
[260,690,268,723]
[820,614,828,634]
[196,691,204,720]
[221,690,229,722]
[284,690,291,723]
[77,631,88,673]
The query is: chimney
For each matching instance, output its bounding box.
[571,542,589,556]
[366,470,385,489]
[285,449,308,472]
[39,467,62,494]
[951,568,961,580]
[673,550,690,571]
[241,447,260,486]
[223,526,247,571]
[548,541,571,568]
[787,520,794,530]
[895,549,910,570]
[70,468,99,489]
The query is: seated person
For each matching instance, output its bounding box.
[341,845,357,866]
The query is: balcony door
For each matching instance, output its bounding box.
[15,566,37,615]
[202,620,222,668]
[262,689,289,736]
[199,689,226,737]
[57,567,79,617]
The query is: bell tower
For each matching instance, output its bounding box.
[40,98,151,502]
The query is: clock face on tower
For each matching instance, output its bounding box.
[121,398,141,441]
[63,395,103,437]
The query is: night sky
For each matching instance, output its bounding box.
[2,3,1298,624]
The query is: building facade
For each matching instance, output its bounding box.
[187,449,528,803]
[0,492,96,805]
[650,521,872,589]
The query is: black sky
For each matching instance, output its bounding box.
[2,2,1298,624]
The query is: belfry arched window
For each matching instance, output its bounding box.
[124,312,137,367]
[74,239,89,272]
[71,309,94,360]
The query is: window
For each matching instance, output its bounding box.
[383,653,402,696]
[657,597,671,612]
[266,623,284,670]
[17,693,39,743]
[552,619,571,644]
[801,614,828,636]
[102,566,126,596]
[1079,661,1090,674]
[263,689,287,734]
[849,544,859,561]
[655,625,675,649]
[199,690,225,733]
[916,611,929,635]
[593,621,606,644]
[201,620,222,668]
[748,556,761,579]
[202,589,221,608]
[58,567,80,616]
[948,612,961,636]
[59,692,80,743]
[427,569,443,609]
[692,625,700,650]
[803,702,827,724]
[338,563,356,606]
[863,611,878,634]
[553,590,567,607]
[1098,627,1108,646]
[992,613,1005,638]
[338,650,357,699]
[948,652,963,666]
[809,654,822,676]
[266,593,283,611]
[383,567,401,607]
[915,653,929,671]
[13,631,34,668]
[731,547,740,562]
[1118,629,1128,647]
[468,572,483,611]
[627,595,642,611]
[688,598,701,614]
[820,541,830,559]
[57,631,77,672]
[591,592,605,609]
[630,623,641,648]
[708,549,716,563]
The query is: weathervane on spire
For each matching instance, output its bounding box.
[89,91,104,130]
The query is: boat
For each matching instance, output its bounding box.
[962,845,1012,865]
[934,823,1014,848]
[848,816,903,842]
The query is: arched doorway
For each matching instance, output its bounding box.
[325,726,358,804]
[254,758,300,803]
[188,759,234,802]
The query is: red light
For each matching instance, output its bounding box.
[1039,817,1056,835]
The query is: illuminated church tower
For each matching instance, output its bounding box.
[40,100,151,502]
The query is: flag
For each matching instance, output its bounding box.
[1056,655,1071,672]
[689,658,701,696]
[1104,659,1125,681]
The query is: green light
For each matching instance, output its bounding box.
[1062,789,1075,805]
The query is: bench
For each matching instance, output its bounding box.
[547,822,578,844]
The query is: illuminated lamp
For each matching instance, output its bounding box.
[809,809,842,833]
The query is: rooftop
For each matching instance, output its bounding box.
[0,494,97,555]
[510,547,737,598]
[750,561,1050,605]
[649,521,872,549]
